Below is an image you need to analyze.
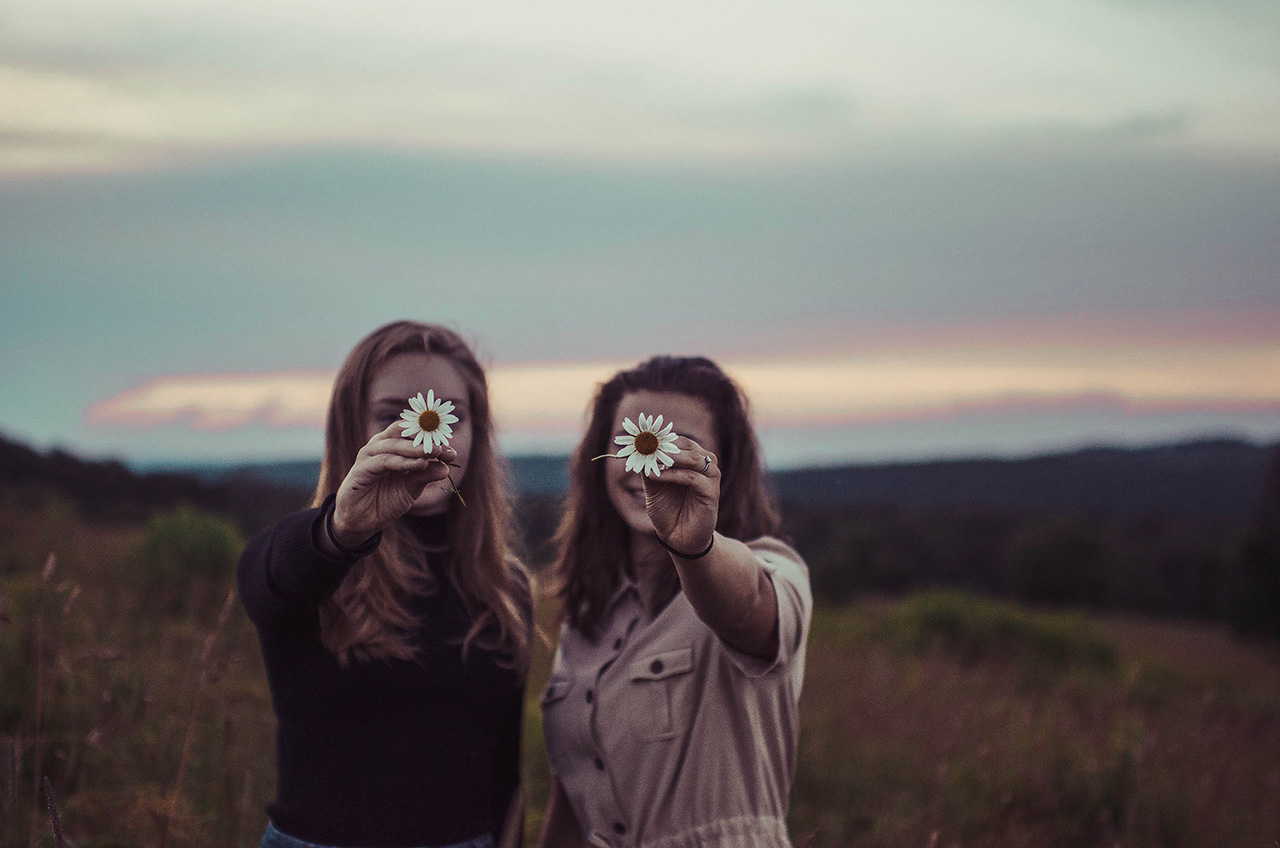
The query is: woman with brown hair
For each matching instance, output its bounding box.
[536,356,812,848]
[238,321,532,848]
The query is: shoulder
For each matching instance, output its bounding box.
[745,535,813,623]
[745,536,808,582]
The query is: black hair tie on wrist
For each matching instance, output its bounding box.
[656,533,715,560]
[324,498,382,558]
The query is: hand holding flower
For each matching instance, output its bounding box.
[331,422,458,546]
[640,434,721,558]
[594,413,719,557]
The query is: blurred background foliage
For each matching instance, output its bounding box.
[1,441,1278,846]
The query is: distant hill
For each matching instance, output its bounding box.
[143,454,573,496]
[0,432,311,534]
[140,437,1277,519]
[772,439,1278,519]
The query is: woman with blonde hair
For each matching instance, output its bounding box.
[238,321,531,848]
[537,355,812,848]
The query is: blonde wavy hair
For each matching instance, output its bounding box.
[312,321,531,675]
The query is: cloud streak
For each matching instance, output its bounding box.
[86,343,1280,439]
[86,372,337,430]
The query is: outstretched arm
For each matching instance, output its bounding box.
[641,437,779,660]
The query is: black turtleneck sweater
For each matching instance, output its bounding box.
[236,496,524,847]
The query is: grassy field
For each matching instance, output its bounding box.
[3,498,1279,847]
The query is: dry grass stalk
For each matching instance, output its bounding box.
[42,776,67,848]
[158,586,236,848]
[30,553,55,845]
[235,767,254,848]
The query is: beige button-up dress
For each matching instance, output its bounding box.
[541,538,812,848]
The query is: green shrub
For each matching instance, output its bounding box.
[884,590,1119,672]
[141,506,243,614]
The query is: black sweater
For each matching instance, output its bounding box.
[236,497,523,847]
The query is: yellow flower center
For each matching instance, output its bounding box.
[634,431,659,456]
[418,409,441,432]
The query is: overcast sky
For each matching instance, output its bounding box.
[2,0,1278,467]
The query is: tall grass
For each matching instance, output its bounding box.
[3,497,1278,847]
[791,592,1280,847]
[1,500,271,848]
[879,589,1119,673]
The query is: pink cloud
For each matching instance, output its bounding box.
[86,371,335,431]
[85,330,1280,439]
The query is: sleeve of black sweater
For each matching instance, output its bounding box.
[236,494,374,631]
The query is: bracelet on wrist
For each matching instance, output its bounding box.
[324,500,381,557]
[656,532,715,560]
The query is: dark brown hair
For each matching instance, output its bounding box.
[312,321,531,674]
[552,355,780,636]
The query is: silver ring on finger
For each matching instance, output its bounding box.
[701,455,712,474]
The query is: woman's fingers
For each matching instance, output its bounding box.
[643,446,718,489]
[362,429,456,464]
[364,452,449,480]
[647,467,714,489]
[663,437,718,474]
[370,423,447,453]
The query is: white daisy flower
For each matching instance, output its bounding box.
[398,390,458,450]
[612,413,681,478]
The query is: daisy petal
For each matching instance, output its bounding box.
[426,389,436,408]
[413,431,425,447]
[437,400,454,414]
[624,418,640,436]
[440,413,459,425]
[615,435,635,446]
[616,445,636,457]
[657,451,675,466]
[653,415,664,431]
[410,394,425,412]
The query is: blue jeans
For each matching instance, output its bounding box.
[259,820,496,848]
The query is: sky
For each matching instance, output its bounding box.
[2,0,1279,468]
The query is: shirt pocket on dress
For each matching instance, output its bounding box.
[627,646,694,741]
[541,674,575,708]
